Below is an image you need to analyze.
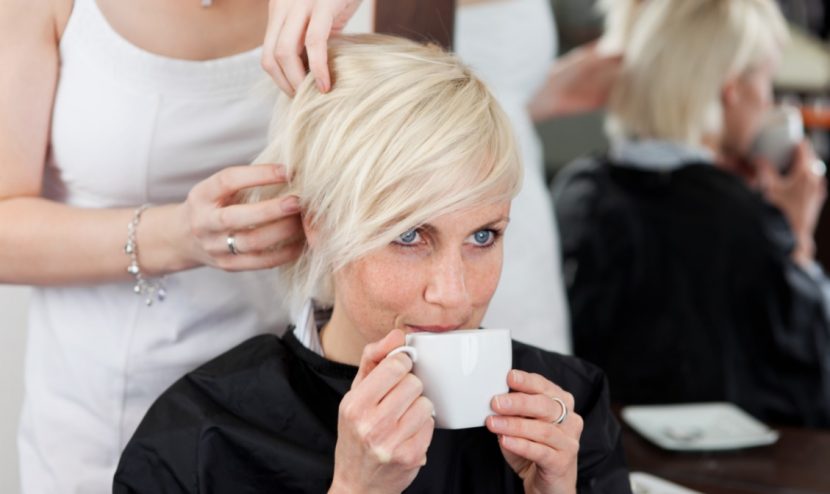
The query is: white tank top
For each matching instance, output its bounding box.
[456,0,571,354]
[19,1,289,492]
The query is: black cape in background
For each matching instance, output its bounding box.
[553,157,830,427]
[114,330,632,493]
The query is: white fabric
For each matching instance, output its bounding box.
[610,138,716,172]
[455,0,570,353]
[19,1,290,492]
[294,300,326,357]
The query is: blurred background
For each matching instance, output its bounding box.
[1,0,828,491]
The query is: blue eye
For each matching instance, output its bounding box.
[470,229,496,247]
[396,229,421,245]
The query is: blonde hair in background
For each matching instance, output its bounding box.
[242,34,522,314]
[598,0,645,53]
[604,0,789,145]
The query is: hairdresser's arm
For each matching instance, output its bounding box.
[527,42,622,123]
[261,0,363,96]
[0,0,301,285]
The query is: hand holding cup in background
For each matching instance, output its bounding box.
[753,108,827,267]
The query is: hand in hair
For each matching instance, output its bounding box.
[528,42,622,123]
[330,330,435,494]
[754,141,827,267]
[172,163,304,272]
[485,370,582,494]
[261,0,363,96]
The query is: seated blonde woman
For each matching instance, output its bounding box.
[554,0,830,426]
[113,35,630,493]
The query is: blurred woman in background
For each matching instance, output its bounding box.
[553,0,830,427]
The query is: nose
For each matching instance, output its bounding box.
[424,249,470,310]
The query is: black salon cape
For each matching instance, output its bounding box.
[553,157,830,427]
[113,330,631,493]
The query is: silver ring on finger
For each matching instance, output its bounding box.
[812,159,826,177]
[550,396,568,425]
[227,234,240,256]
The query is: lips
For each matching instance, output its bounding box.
[405,324,462,333]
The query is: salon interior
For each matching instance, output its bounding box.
[2,0,830,493]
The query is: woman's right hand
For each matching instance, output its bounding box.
[172,163,304,273]
[330,330,435,494]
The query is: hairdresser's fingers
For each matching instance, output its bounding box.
[262,0,294,95]
[275,0,314,92]
[213,214,303,256]
[190,164,288,206]
[215,238,305,271]
[305,2,334,92]
[210,195,300,233]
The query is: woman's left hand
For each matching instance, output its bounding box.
[485,370,583,494]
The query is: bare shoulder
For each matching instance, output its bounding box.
[0,0,70,42]
[0,0,68,199]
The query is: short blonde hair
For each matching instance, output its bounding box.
[244,34,521,312]
[605,0,789,144]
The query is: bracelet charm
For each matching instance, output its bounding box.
[125,204,167,306]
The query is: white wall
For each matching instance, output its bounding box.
[345,0,374,34]
[0,286,29,494]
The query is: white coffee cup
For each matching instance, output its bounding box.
[752,104,804,172]
[388,328,512,430]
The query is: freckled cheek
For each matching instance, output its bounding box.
[357,258,426,328]
[467,254,503,309]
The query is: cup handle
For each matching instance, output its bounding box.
[387,345,418,363]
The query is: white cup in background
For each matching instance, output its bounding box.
[388,328,512,430]
[752,104,804,172]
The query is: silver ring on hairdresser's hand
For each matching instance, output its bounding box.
[812,159,827,177]
[226,234,240,255]
[551,396,568,424]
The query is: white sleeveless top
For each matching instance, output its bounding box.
[456,0,571,353]
[18,1,289,492]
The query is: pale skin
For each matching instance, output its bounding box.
[0,0,302,285]
[314,201,581,494]
[261,0,621,120]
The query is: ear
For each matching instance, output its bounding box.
[721,76,741,108]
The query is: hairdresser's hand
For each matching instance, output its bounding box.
[528,42,622,122]
[330,330,435,494]
[486,370,582,494]
[174,164,303,272]
[262,0,363,96]
[755,141,827,267]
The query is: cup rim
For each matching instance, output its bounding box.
[406,328,510,338]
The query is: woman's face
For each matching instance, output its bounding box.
[721,54,778,157]
[326,200,510,360]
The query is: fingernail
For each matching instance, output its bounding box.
[497,395,512,409]
[490,416,505,429]
[281,196,300,213]
[316,78,325,92]
[273,164,288,181]
[501,435,516,447]
[512,370,523,384]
